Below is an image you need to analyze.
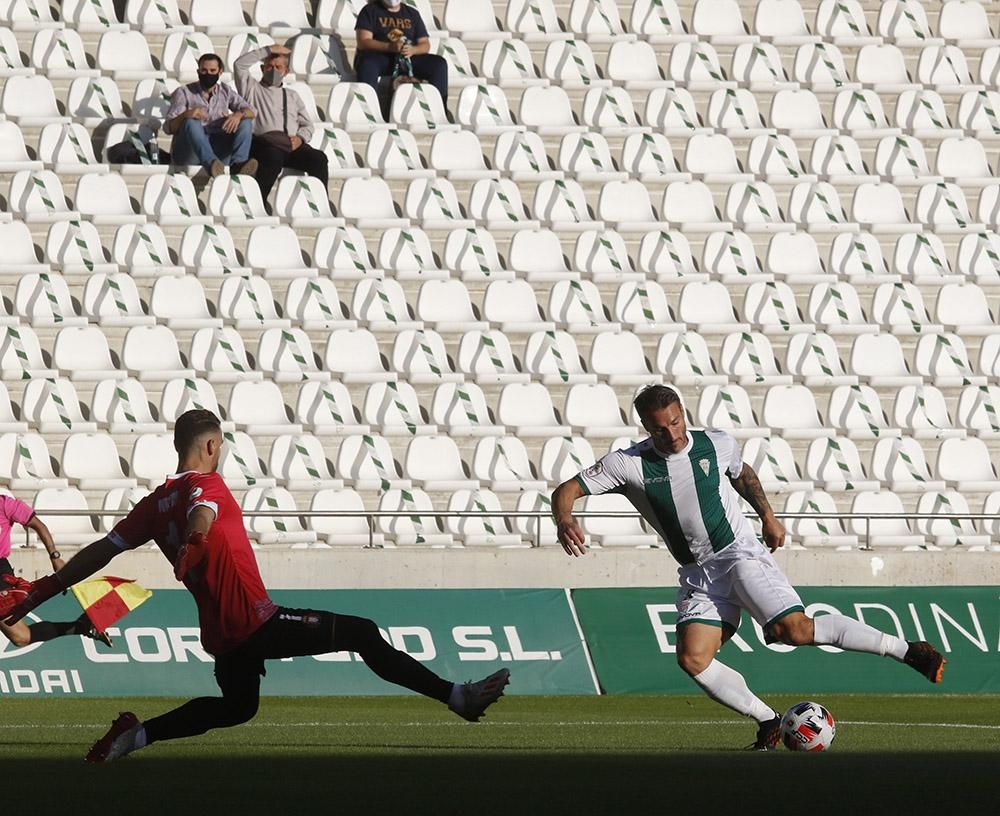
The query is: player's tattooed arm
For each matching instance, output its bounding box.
[730,464,786,552]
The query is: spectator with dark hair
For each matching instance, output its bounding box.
[164,53,258,178]
[233,44,329,206]
[355,0,448,119]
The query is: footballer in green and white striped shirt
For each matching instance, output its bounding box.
[553,384,947,750]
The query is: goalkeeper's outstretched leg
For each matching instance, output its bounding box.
[86,608,511,762]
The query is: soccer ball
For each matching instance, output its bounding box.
[779,701,836,752]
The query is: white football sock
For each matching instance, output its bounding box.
[447,682,464,709]
[134,725,148,750]
[691,660,777,723]
[812,614,908,661]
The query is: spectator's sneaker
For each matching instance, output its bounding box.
[746,715,782,751]
[84,627,113,648]
[232,158,258,177]
[85,712,142,763]
[448,668,510,722]
[904,641,946,683]
[209,159,225,178]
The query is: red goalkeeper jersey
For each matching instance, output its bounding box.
[108,470,277,655]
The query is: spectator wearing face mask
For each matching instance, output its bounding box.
[164,53,257,178]
[355,0,448,120]
[233,44,329,205]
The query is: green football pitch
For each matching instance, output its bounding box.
[5,695,997,815]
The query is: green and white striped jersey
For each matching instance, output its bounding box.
[575,430,756,566]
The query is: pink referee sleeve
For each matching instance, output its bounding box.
[0,495,34,526]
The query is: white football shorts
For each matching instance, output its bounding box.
[674,539,803,635]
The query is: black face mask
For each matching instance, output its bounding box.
[197,72,220,90]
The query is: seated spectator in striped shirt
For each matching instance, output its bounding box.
[233,44,329,206]
[164,53,258,178]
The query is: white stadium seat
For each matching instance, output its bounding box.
[15,272,86,327]
[870,436,945,493]
[431,382,503,437]
[915,490,990,549]
[363,381,435,436]
[405,435,478,491]
[246,225,318,279]
[539,436,596,483]
[377,488,454,547]
[309,487,384,547]
[97,30,164,81]
[720,332,791,386]
[444,0,511,41]
[390,82,459,135]
[122,325,195,381]
[697,385,767,438]
[497,382,572,436]
[762,385,832,439]
[229,381,301,435]
[150,276,221,330]
[244,487,318,546]
[218,275,288,330]
[0,433,65,489]
[850,491,925,549]
[22,378,96,434]
[113,223,184,278]
[657,331,728,386]
[32,488,96,546]
[784,489,858,549]
[565,382,639,437]
[130,433,178,488]
[159,378,227,430]
[456,329,530,384]
[447,489,523,547]
[589,331,660,385]
[804,436,880,492]
[523,330,595,384]
[473,435,547,492]
[189,328,261,383]
[256,328,329,383]
[827,384,900,439]
[61,434,136,490]
[51,326,119,382]
[269,434,342,491]
[892,385,963,440]
[936,437,1000,492]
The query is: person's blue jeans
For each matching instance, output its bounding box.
[171,118,253,168]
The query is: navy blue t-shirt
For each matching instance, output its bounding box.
[355,4,429,44]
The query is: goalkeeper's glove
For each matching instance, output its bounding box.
[174,531,207,581]
[1,573,63,625]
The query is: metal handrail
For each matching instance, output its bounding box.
[19,509,1000,551]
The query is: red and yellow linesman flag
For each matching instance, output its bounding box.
[71,577,153,633]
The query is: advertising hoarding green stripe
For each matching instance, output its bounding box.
[572,587,1000,694]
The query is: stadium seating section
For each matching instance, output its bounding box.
[0,0,998,552]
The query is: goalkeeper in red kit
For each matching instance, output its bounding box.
[4,409,510,762]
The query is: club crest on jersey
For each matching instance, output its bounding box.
[699,459,710,476]
[584,462,604,478]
